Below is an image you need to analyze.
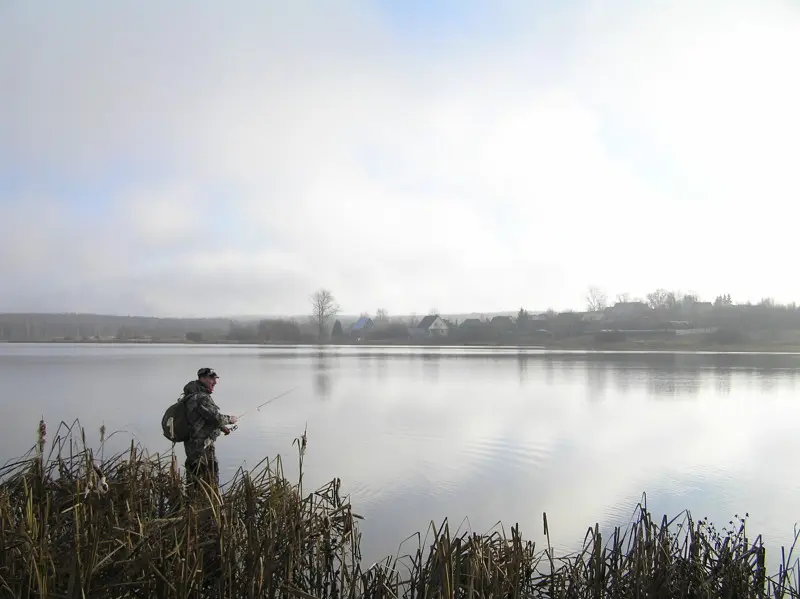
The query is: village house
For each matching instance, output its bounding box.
[411,314,449,338]
[603,301,653,323]
[349,316,374,340]
[490,315,516,332]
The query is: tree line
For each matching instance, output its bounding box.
[296,287,800,344]
[585,286,792,312]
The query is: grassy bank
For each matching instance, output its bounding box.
[2,421,800,598]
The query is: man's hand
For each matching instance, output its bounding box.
[229,415,238,424]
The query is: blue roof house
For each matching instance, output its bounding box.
[349,316,375,340]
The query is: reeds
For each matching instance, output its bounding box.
[1,419,799,598]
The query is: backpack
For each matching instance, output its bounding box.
[161,394,191,443]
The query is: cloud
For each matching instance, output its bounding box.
[569,0,800,263]
[2,0,800,315]
[117,184,208,246]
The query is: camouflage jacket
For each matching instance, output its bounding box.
[182,380,234,456]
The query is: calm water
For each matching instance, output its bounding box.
[2,343,800,565]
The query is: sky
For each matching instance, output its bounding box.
[2,0,800,317]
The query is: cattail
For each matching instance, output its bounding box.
[37,418,46,454]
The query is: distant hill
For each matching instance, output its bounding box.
[0,313,233,342]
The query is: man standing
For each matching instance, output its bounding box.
[182,367,238,492]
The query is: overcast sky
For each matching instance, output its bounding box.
[2,0,799,317]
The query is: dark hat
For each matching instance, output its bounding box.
[197,367,219,379]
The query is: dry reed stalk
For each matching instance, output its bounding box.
[0,419,799,598]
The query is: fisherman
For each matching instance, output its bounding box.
[182,367,238,492]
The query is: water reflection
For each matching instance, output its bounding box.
[420,352,440,383]
[508,352,800,400]
[584,362,608,402]
[312,349,332,399]
[375,351,388,381]
[612,364,634,394]
[543,356,555,385]
[517,351,528,384]
[716,369,732,396]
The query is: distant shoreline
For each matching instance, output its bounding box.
[6,337,800,354]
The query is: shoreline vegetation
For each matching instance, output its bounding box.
[2,421,800,597]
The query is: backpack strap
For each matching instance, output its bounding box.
[169,392,189,452]
[172,393,183,451]
[181,391,198,440]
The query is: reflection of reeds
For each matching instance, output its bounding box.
[1,421,799,598]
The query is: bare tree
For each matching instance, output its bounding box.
[615,292,631,304]
[309,289,340,341]
[586,286,608,312]
[646,288,678,310]
[375,308,389,323]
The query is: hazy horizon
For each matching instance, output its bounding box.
[3,1,799,317]
[0,308,520,321]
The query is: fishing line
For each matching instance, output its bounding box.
[236,386,298,420]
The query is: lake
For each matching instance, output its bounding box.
[2,343,800,565]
